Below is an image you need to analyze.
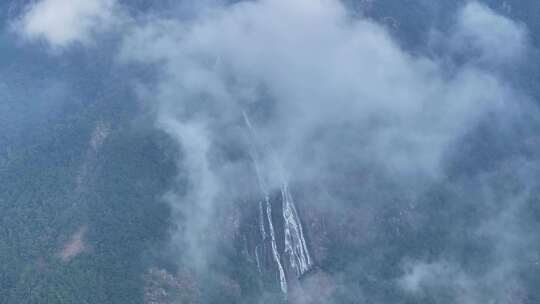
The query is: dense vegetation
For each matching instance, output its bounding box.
[2,1,540,303]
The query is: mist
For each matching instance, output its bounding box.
[4,0,540,303]
[117,1,538,302]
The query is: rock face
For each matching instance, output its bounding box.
[144,268,200,304]
[58,226,87,262]
[144,268,178,304]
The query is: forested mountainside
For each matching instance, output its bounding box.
[1,1,540,303]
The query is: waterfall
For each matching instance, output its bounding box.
[281,183,313,277]
[242,111,313,295]
[265,194,288,294]
[259,200,267,240]
[243,112,288,294]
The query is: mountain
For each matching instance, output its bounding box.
[1,1,540,303]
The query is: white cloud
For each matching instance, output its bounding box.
[451,1,527,65]
[116,0,529,277]
[14,0,119,48]
[105,4,537,297]
[121,0,521,182]
[398,161,537,303]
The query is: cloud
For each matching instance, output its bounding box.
[398,259,519,304]
[159,118,222,270]
[398,159,539,304]
[115,0,531,285]
[7,0,537,301]
[450,1,527,65]
[120,0,523,188]
[13,0,120,48]
[2,0,539,302]
[400,260,467,294]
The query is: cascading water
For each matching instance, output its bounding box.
[281,183,312,277]
[242,111,313,295]
[243,112,288,294]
